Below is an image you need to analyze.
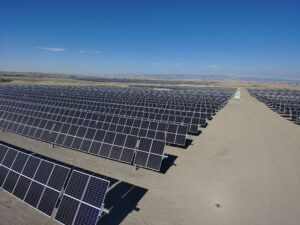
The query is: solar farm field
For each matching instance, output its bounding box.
[0,85,300,225]
[249,89,300,124]
[0,85,233,171]
[0,84,234,225]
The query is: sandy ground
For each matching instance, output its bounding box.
[0,88,300,225]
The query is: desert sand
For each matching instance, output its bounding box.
[0,88,300,225]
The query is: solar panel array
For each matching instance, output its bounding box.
[0,142,110,225]
[249,89,300,124]
[0,85,234,171]
[0,143,70,217]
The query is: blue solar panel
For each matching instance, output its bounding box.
[2,170,19,193]
[37,188,60,216]
[56,170,110,225]
[13,175,31,200]
[34,160,54,184]
[64,171,89,199]
[22,156,41,178]
[0,144,71,219]
[2,149,18,168]
[55,195,80,225]
[11,152,29,173]
[147,154,163,171]
[74,203,100,225]
[24,181,45,207]
[0,144,9,164]
[83,176,109,208]
[0,141,112,224]
[133,138,165,171]
[47,165,70,191]
[0,166,9,187]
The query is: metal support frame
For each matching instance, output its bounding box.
[102,206,110,215]
[133,139,140,171]
[98,203,110,222]
[50,123,56,148]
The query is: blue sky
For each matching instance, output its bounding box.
[0,0,299,79]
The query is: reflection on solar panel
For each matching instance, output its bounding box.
[55,170,110,225]
[0,85,234,171]
[0,144,70,217]
[249,89,300,124]
[0,143,110,225]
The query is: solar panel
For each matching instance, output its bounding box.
[0,145,71,217]
[249,89,300,124]
[13,175,31,200]
[47,165,70,191]
[55,170,110,225]
[0,166,9,187]
[1,148,18,168]
[24,181,45,208]
[56,195,80,225]
[11,152,29,173]
[2,170,19,193]
[38,187,61,216]
[74,202,100,225]
[0,144,9,163]
[22,156,41,178]
[133,138,165,171]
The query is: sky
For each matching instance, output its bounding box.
[0,0,300,79]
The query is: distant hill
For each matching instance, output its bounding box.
[0,71,299,84]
